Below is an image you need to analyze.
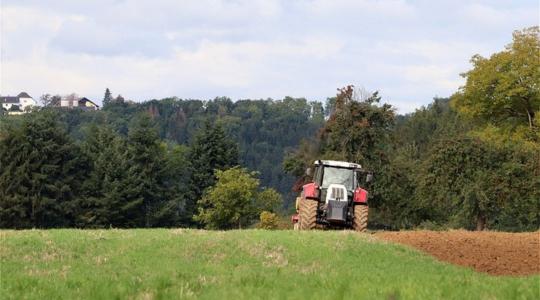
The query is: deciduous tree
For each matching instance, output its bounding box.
[453,26,540,130]
[195,167,259,229]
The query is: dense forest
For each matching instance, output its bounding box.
[1,27,538,231]
[0,97,321,228]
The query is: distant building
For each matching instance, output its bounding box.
[78,97,100,110]
[57,95,100,110]
[0,92,37,115]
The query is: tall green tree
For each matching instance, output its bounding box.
[77,124,136,227]
[0,110,86,228]
[453,26,539,130]
[417,136,539,231]
[371,98,468,229]
[160,144,191,226]
[318,86,395,165]
[103,88,113,107]
[187,121,238,221]
[284,86,395,193]
[195,167,259,229]
[126,114,169,227]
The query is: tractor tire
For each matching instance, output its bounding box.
[353,205,368,232]
[299,198,318,230]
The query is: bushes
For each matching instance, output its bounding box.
[195,167,285,230]
[258,211,280,230]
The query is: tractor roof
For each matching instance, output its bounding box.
[314,160,362,169]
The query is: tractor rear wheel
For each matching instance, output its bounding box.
[299,198,318,230]
[353,205,368,232]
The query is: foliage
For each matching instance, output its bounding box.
[23,96,324,207]
[195,167,286,229]
[0,110,86,228]
[188,121,239,222]
[255,188,283,213]
[418,137,502,230]
[39,94,61,107]
[102,88,113,107]
[161,144,191,226]
[0,109,195,228]
[124,114,169,227]
[283,86,395,194]
[257,211,280,229]
[319,86,395,164]
[452,26,539,130]
[368,98,467,229]
[77,124,130,227]
[195,167,259,229]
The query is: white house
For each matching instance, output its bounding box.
[0,92,37,114]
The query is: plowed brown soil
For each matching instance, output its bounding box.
[374,230,540,276]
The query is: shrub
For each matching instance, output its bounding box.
[258,211,279,230]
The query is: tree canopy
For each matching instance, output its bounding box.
[453,26,539,130]
[195,167,260,229]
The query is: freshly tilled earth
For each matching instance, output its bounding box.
[374,230,539,276]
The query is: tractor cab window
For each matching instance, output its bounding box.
[321,167,354,190]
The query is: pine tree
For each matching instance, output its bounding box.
[78,118,184,228]
[0,111,86,228]
[77,125,127,227]
[187,121,238,223]
[115,94,125,103]
[161,144,191,226]
[125,114,168,227]
[103,88,113,107]
[82,132,144,228]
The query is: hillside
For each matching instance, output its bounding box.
[1,230,537,299]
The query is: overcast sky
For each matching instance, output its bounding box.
[1,0,538,112]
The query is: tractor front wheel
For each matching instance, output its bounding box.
[299,198,318,230]
[353,205,368,232]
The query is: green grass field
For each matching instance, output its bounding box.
[1,229,538,299]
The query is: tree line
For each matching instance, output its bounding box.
[285,27,539,231]
[0,110,284,228]
[26,95,324,203]
[1,26,537,231]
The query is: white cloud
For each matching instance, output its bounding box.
[1,0,538,112]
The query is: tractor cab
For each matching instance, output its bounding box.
[308,160,370,203]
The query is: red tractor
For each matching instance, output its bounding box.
[292,160,372,232]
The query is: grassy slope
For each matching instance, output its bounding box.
[1,229,537,300]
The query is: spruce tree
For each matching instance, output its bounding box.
[78,125,129,227]
[79,118,184,228]
[161,144,191,227]
[103,88,113,107]
[187,121,238,223]
[126,114,168,227]
[0,111,86,228]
